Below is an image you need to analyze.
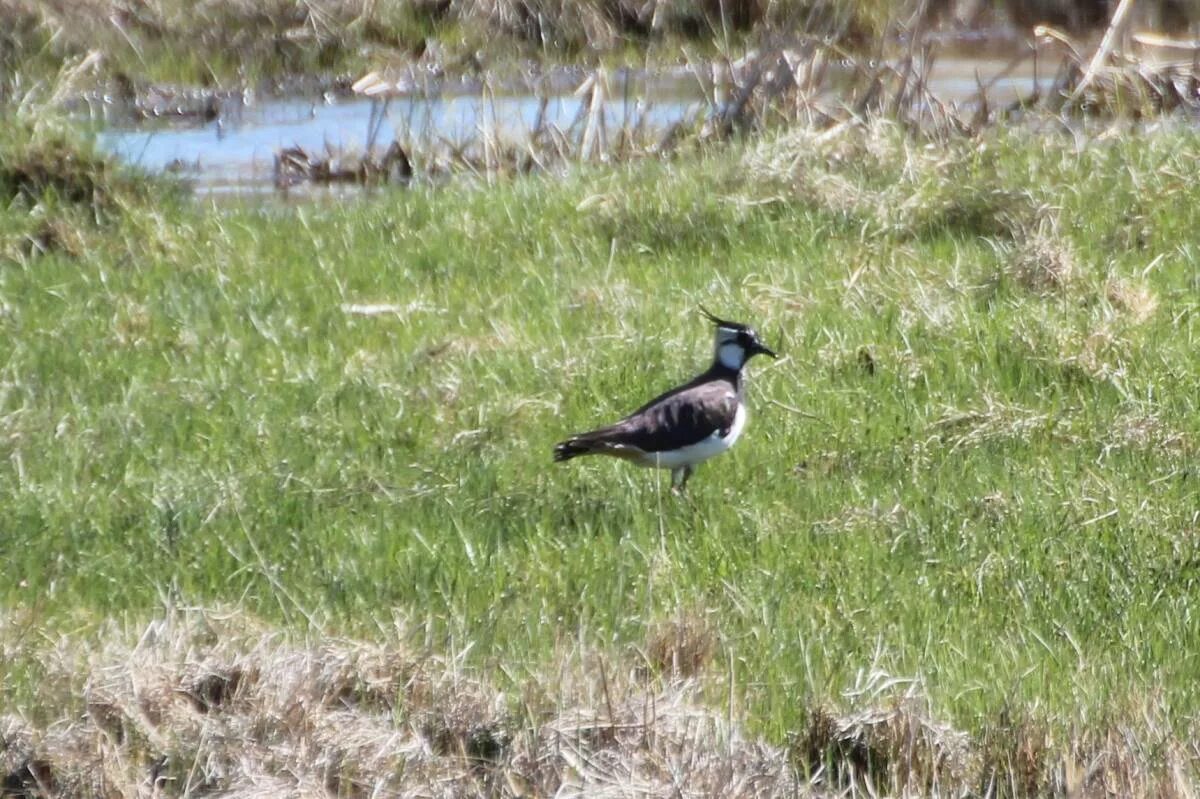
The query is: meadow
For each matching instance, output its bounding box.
[2,99,1199,792]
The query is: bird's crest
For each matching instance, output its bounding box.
[699,306,748,332]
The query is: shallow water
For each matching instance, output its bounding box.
[94,54,1054,195]
[927,55,1057,103]
[95,78,705,195]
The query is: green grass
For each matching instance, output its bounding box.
[1,121,1198,764]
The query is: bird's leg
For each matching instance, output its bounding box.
[671,465,695,494]
[680,465,695,490]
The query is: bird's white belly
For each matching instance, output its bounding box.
[637,403,746,469]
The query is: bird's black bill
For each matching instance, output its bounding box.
[755,343,778,359]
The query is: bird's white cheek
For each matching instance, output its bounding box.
[718,343,747,370]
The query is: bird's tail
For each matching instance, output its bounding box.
[553,435,595,462]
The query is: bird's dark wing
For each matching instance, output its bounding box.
[604,378,738,453]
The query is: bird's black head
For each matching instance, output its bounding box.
[700,307,777,369]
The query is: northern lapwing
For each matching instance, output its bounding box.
[553,309,777,491]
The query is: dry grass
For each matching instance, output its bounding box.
[643,611,716,678]
[1,608,800,798]
[1105,275,1159,323]
[692,44,972,143]
[994,214,1080,295]
[1038,21,1200,118]
[794,673,974,795]
[455,0,886,49]
[5,608,1200,797]
[0,0,894,92]
[929,396,1069,453]
[1104,410,1192,455]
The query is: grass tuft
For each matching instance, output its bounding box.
[0,118,133,213]
[995,214,1080,295]
[0,108,172,262]
[644,610,717,678]
[1105,275,1159,324]
[795,690,972,793]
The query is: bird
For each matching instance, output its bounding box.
[553,308,777,491]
